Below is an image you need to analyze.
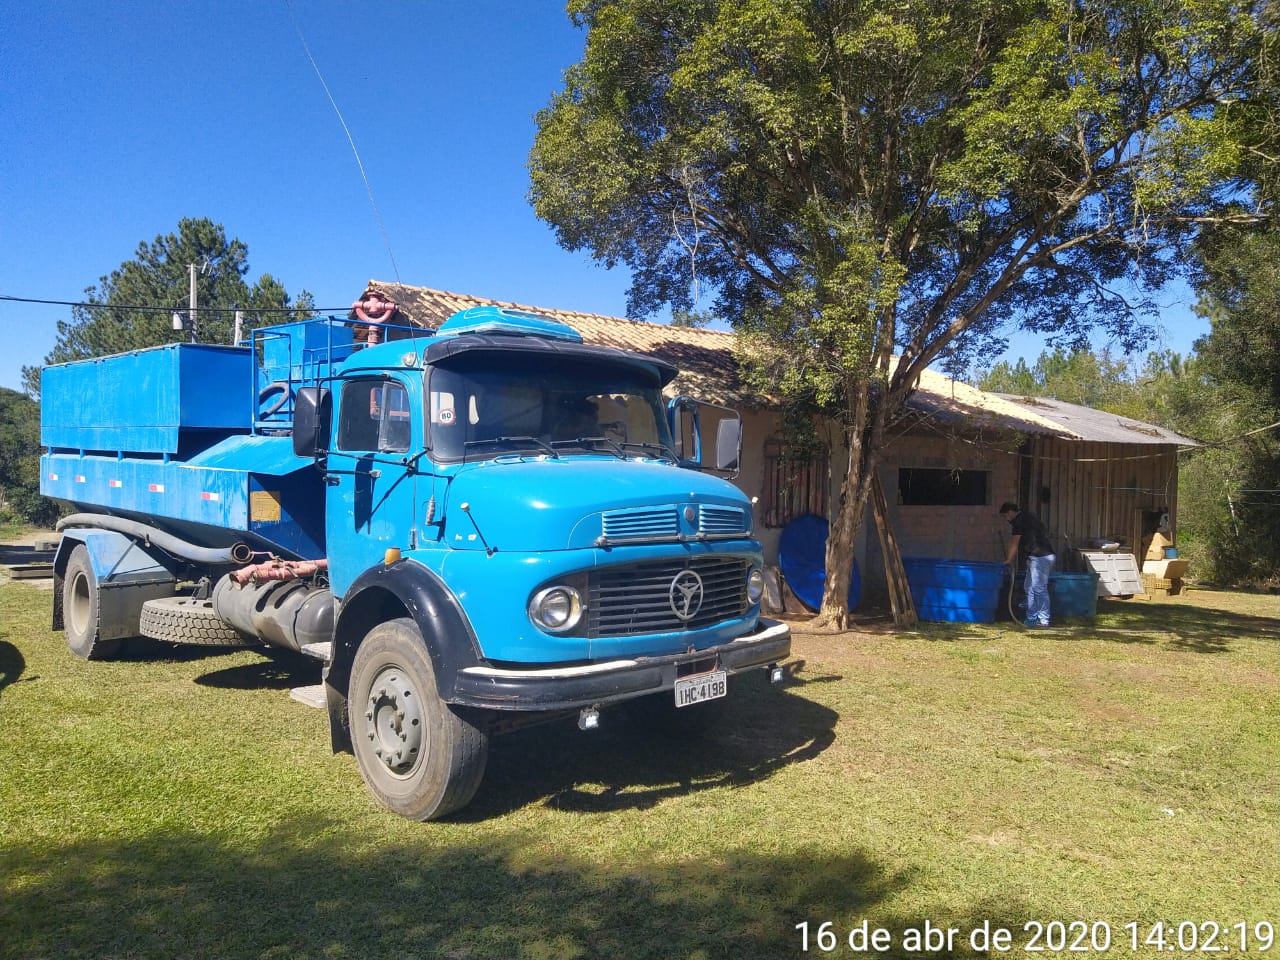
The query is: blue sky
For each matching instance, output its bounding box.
[0,1,1207,393]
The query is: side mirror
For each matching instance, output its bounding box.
[292,386,332,458]
[667,396,702,469]
[715,417,741,475]
[667,396,742,478]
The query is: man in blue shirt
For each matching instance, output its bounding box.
[1000,501,1056,628]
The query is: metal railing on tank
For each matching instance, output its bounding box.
[246,316,432,436]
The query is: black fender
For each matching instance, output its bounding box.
[323,558,483,753]
[50,528,179,634]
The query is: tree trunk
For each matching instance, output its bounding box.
[814,378,882,630]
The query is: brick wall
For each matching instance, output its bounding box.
[860,433,1020,608]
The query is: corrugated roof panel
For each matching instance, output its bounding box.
[994,395,1198,446]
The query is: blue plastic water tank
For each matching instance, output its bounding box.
[902,557,1006,623]
[1049,572,1100,619]
[778,514,861,612]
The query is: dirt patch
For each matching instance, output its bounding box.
[775,609,913,671]
[0,527,58,548]
[0,528,57,589]
[776,609,900,636]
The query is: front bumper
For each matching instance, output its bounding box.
[451,618,791,711]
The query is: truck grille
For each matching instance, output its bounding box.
[698,506,747,534]
[586,556,750,638]
[600,504,748,541]
[601,507,678,539]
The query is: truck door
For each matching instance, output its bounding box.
[326,375,417,596]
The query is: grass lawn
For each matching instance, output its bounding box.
[1,578,1277,959]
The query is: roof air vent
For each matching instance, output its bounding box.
[436,306,584,343]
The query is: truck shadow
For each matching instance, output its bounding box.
[112,637,254,665]
[461,671,839,820]
[193,649,322,692]
[186,653,839,821]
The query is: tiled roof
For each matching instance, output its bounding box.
[366,281,753,406]
[364,280,1196,446]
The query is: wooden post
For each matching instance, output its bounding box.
[871,472,918,628]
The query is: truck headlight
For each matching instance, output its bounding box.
[747,568,764,604]
[529,585,583,633]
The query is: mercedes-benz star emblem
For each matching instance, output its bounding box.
[669,570,704,621]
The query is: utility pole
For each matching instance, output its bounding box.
[188,262,198,343]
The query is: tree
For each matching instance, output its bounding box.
[670,308,716,328]
[1178,227,1280,583]
[21,218,313,397]
[530,0,1275,626]
[975,346,1154,411]
[0,387,58,526]
[1193,230,1280,414]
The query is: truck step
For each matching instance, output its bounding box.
[289,684,326,709]
[300,642,332,662]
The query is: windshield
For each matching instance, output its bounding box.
[427,352,675,462]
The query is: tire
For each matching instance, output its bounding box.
[138,596,257,647]
[349,618,488,821]
[63,544,121,660]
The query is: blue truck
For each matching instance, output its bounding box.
[39,306,790,819]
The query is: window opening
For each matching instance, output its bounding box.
[337,378,411,453]
[897,467,989,506]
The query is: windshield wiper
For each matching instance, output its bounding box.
[619,441,679,462]
[550,436,627,459]
[463,436,560,460]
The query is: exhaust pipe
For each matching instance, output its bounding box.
[228,542,255,564]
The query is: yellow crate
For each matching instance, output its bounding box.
[1142,574,1183,598]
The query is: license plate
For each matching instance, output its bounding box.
[673,669,727,708]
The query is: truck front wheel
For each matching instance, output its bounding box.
[349,618,488,820]
[63,545,121,660]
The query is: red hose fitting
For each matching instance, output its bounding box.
[352,294,398,345]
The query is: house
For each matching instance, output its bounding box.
[354,281,1196,610]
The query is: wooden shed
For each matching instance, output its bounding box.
[996,395,1190,566]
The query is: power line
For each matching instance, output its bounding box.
[0,294,350,315]
[1181,418,1280,450]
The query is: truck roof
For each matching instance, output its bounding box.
[338,330,679,387]
[338,304,680,386]
[424,333,678,386]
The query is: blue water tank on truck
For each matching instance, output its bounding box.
[40,306,791,820]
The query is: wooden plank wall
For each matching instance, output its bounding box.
[1028,438,1180,570]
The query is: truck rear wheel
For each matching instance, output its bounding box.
[349,617,488,821]
[63,545,121,660]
